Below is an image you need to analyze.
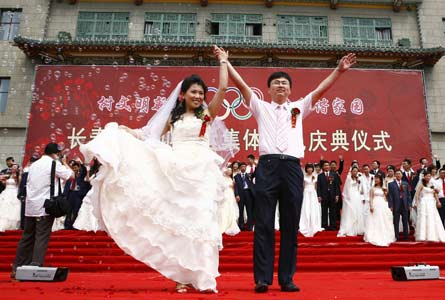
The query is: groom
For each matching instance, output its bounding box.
[388,170,412,241]
[317,161,341,230]
[226,53,356,292]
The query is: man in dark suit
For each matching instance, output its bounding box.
[329,155,344,175]
[370,160,385,178]
[388,170,412,241]
[416,157,438,175]
[401,158,416,199]
[0,156,16,194]
[0,156,15,174]
[63,161,90,229]
[317,161,340,230]
[234,162,255,231]
[328,156,344,221]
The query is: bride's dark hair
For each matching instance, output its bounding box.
[374,174,383,187]
[170,74,208,126]
[421,170,431,187]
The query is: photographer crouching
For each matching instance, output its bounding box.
[11,143,74,279]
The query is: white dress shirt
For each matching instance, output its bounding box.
[246,165,256,174]
[433,177,445,198]
[25,155,73,217]
[240,172,249,189]
[360,174,375,201]
[249,92,313,158]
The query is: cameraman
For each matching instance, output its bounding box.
[11,143,73,279]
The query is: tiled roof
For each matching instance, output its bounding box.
[13,36,444,66]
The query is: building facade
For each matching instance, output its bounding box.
[0,0,444,168]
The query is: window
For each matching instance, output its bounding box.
[144,13,196,40]
[210,14,262,42]
[76,12,129,40]
[343,17,392,46]
[277,15,328,44]
[0,78,10,113]
[0,9,21,41]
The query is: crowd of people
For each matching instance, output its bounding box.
[2,45,443,295]
[3,150,443,259]
[225,154,445,247]
[0,155,98,232]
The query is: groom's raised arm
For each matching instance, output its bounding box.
[226,61,253,107]
[311,53,356,103]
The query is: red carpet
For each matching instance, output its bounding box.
[1,271,445,300]
[1,230,445,299]
[1,230,445,272]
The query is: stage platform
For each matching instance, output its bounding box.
[1,230,444,299]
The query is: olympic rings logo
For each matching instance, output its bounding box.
[208,86,264,121]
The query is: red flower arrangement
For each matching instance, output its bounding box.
[199,115,211,137]
[291,107,300,128]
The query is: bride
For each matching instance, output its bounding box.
[364,175,396,247]
[0,165,21,231]
[414,171,445,242]
[338,166,365,237]
[299,163,324,237]
[75,46,233,293]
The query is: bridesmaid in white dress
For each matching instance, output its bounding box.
[76,47,230,293]
[414,171,445,242]
[364,175,396,247]
[218,168,240,236]
[74,161,104,232]
[0,166,20,231]
[299,163,324,237]
[338,167,365,237]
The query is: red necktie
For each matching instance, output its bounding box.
[250,167,254,174]
[442,179,445,197]
[70,177,76,190]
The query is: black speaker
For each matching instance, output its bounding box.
[391,264,439,281]
[15,266,69,282]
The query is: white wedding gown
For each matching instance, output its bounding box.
[73,179,104,232]
[218,176,240,236]
[364,187,395,247]
[76,116,226,292]
[299,174,324,237]
[338,177,365,237]
[415,186,445,242]
[0,178,20,231]
[51,216,66,232]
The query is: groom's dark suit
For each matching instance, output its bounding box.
[388,180,412,240]
[401,170,416,199]
[234,172,255,230]
[317,171,340,230]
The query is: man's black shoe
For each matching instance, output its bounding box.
[254,281,268,293]
[281,282,300,292]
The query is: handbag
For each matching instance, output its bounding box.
[44,160,70,217]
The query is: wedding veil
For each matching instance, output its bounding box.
[137,80,239,167]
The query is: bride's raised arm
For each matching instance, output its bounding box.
[207,45,228,118]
